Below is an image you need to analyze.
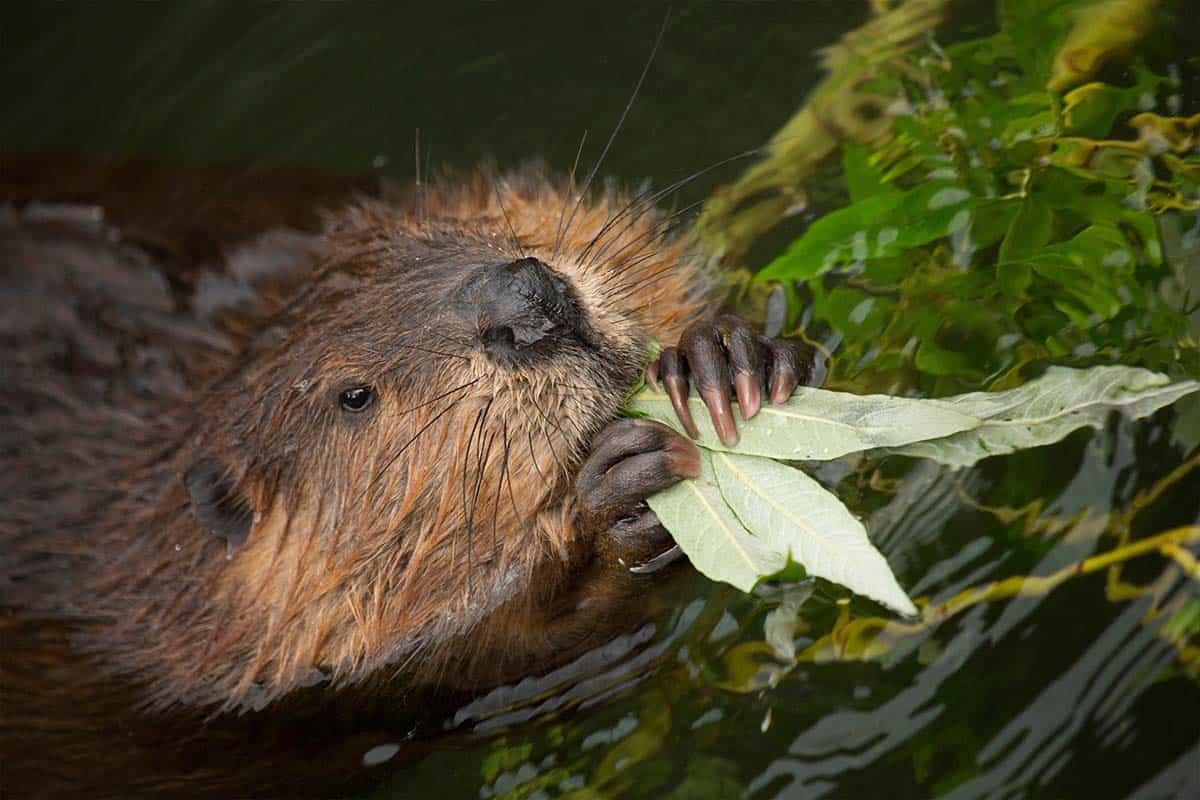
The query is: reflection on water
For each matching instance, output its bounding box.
[3,1,1198,798]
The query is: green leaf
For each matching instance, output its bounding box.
[645,451,785,593]
[809,286,895,338]
[882,365,1200,467]
[971,199,1023,252]
[757,182,976,281]
[1026,223,1136,321]
[1060,70,1162,138]
[915,336,978,378]
[842,142,898,204]
[998,196,1054,265]
[628,387,980,460]
[712,452,917,616]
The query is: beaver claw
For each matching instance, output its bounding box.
[647,314,810,447]
[578,418,700,569]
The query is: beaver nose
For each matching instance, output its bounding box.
[463,258,584,355]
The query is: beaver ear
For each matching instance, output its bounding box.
[184,457,254,546]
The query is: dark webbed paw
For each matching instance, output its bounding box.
[578,418,700,571]
[647,314,814,446]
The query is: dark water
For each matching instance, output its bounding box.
[2,2,870,212]
[3,2,1198,799]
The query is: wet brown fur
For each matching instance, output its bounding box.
[0,163,710,726]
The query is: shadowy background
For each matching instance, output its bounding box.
[0,2,885,208]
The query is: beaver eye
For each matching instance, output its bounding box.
[338,386,374,413]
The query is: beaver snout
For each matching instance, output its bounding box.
[456,257,589,360]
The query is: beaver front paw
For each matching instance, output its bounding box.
[647,314,812,447]
[578,418,700,572]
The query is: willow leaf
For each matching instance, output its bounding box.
[712,452,917,616]
[645,451,785,593]
[882,365,1200,467]
[628,387,979,461]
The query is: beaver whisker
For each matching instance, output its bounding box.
[369,390,472,490]
[537,379,613,395]
[527,395,571,480]
[499,418,524,537]
[458,399,493,595]
[470,408,496,520]
[551,129,590,251]
[551,14,667,263]
[578,185,692,273]
[427,331,475,349]
[543,383,611,426]
[459,402,489,513]
[530,391,579,446]
[487,171,524,257]
[634,258,704,301]
[412,128,424,223]
[585,212,703,302]
[493,436,515,559]
[613,272,690,316]
[469,427,497,591]
[538,397,590,445]
[489,449,504,568]
[393,377,480,419]
[587,197,706,278]
[601,236,706,304]
[579,152,746,274]
[623,221,706,275]
[359,331,441,357]
[382,341,471,363]
[603,259,684,302]
[524,424,551,488]
[575,182,661,269]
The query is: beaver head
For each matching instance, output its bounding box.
[95,172,709,711]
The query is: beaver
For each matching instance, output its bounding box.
[0,160,810,795]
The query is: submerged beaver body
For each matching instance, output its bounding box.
[0,161,809,796]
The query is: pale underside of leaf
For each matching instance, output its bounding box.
[711,451,917,616]
[882,365,1200,467]
[629,387,979,461]
[645,451,785,593]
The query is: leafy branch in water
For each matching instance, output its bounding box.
[627,365,1199,614]
[630,0,1200,670]
[752,0,1198,394]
